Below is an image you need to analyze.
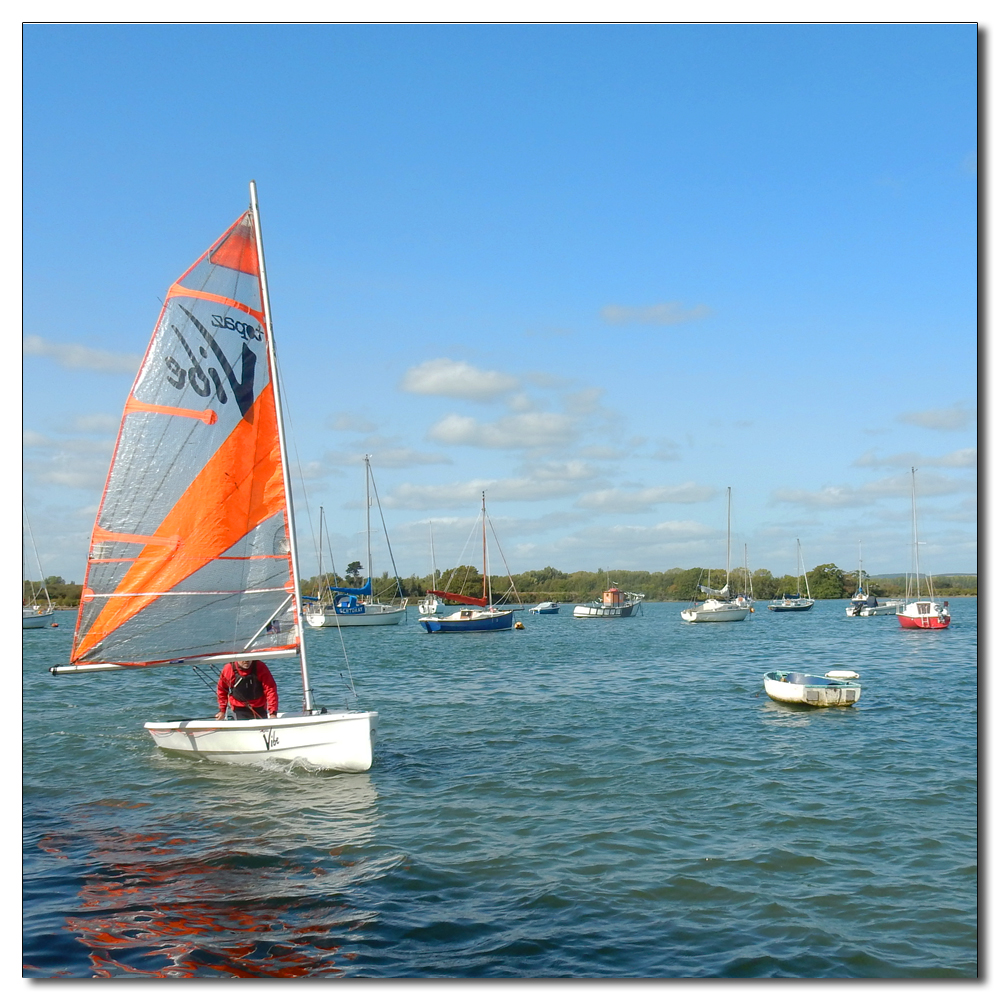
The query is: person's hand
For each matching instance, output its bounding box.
[215,710,225,719]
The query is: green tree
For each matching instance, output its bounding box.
[807,564,846,599]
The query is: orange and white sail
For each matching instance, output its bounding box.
[71,208,298,667]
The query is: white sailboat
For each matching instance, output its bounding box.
[845,542,904,617]
[417,521,439,615]
[734,542,755,611]
[767,539,815,612]
[305,456,407,627]
[681,487,749,623]
[23,511,56,629]
[50,182,376,771]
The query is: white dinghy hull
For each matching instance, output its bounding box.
[763,671,860,707]
[144,710,377,771]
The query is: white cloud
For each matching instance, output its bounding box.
[428,412,578,449]
[576,483,716,513]
[383,462,602,509]
[563,387,605,416]
[324,447,451,469]
[651,437,682,462]
[400,358,519,400]
[24,335,142,375]
[326,412,377,432]
[546,520,716,566]
[773,471,976,509]
[71,414,120,434]
[854,448,977,469]
[897,405,974,431]
[600,302,712,326]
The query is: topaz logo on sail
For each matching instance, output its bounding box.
[211,314,263,342]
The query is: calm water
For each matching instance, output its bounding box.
[23,599,978,978]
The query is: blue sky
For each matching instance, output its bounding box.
[22,23,977,584]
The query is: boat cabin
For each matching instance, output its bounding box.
[602,587,622,606]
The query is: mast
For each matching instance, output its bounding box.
[429,521,437,590]
[797,539,812,600]
[910,467,921,600]
[725,486,732,587]
[317,507,325,600]
[250,180,314,713]
[482,492,489,605]
[23,512,52,610]
[365,454,373,600]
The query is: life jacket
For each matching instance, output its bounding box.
[227,662,264,704]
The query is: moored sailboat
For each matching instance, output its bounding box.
[23,511,56,629]
[418,493,520,632]
[845,542,905,617]
[681,487,749,623]
[767,539,815,612]
[305,457,407,627]
[417,521,440,615]
[50,183,376,771]
[896,468,951,630]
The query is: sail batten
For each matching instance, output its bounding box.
[71,210,299,668]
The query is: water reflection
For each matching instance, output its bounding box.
[34,772,383,977]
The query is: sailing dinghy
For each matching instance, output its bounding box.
[50,183,376,771]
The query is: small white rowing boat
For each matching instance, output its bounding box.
[763,670,861,707]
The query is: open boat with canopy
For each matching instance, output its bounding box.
[50,183,376,771]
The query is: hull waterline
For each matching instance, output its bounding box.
[306,605,405,627]
[418,609,514,632]
[144,711,377,771]
[23,610,56,629]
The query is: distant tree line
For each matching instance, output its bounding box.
[302,564,978,604]
[22,577,82,607]
[25,565,977,609]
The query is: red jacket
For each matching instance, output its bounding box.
[217,661,278,716]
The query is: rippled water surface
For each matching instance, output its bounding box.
[23,599,978,977]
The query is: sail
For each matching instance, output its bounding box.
[428,590,489,608]
[70,210,298,666]
[699,583,730,598]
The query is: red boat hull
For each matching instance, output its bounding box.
[897,613,951,629]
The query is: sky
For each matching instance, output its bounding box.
[21,22,978,585]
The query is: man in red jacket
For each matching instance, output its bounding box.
[215,659,279,720]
